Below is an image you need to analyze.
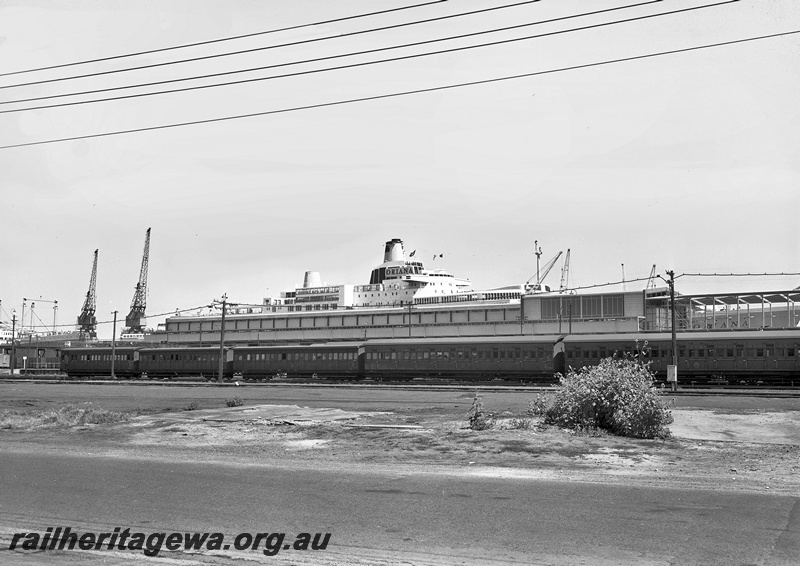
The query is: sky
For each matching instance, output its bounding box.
[1,0,799,339]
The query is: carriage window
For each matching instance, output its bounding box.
[789,347,796,357]
[756,349,764,357]
[679,349,686,358]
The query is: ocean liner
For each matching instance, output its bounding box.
[163,238,642,345]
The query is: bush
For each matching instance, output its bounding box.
[183,401,199,411]
[508,417,532,430]
[544,357,673,439]
[527,394,549,417]
[467,394,495,430]
[225,397,244,408]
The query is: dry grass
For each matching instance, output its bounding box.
[0,404,139,430]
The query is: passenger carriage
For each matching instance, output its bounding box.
[60,346,140,379]
[231,342,363,380]
[137,346,233,380]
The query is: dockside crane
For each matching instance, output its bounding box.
[125,227,151,334]
[76,249,98,339]
[559,249,571,292]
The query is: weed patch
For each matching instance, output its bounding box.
[0,405,138,430]
[467,394,496,431]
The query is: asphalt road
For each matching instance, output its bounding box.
[1,450,798,566]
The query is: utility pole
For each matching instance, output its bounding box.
[111,311,118,379]
[407,302,413,338]
[10,310,16,374]
[218,295,227,384]
[667,270,678,392]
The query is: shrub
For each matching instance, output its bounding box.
[544,357,673,439]
[183,401,199,411]
[508,417,532,430]
[225,397,244,408]
[467,394,495,430]
[526,394,549,418]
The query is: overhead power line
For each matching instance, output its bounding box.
[2,28,796,151]
[561,275,656,293]
[0,0,448,78]
[2,1,546,91]
[1,0,655,107]
[681,272,800,278]
[27,304,213,329]
[0,0,731,114]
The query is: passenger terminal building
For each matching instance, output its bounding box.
[161,239,800,345]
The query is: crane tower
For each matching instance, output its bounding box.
[76,249,98,339]
[125,228,151,333]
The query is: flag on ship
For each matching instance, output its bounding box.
[409,250,416,257]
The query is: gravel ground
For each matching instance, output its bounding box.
[1,382,799,496]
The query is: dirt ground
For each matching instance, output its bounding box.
[1,383,799,496]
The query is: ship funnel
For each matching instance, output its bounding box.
[383,238,404,263]
[303,271,321,288]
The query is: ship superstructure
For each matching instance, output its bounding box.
[256,238,519,314]
[359,238,474,307]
